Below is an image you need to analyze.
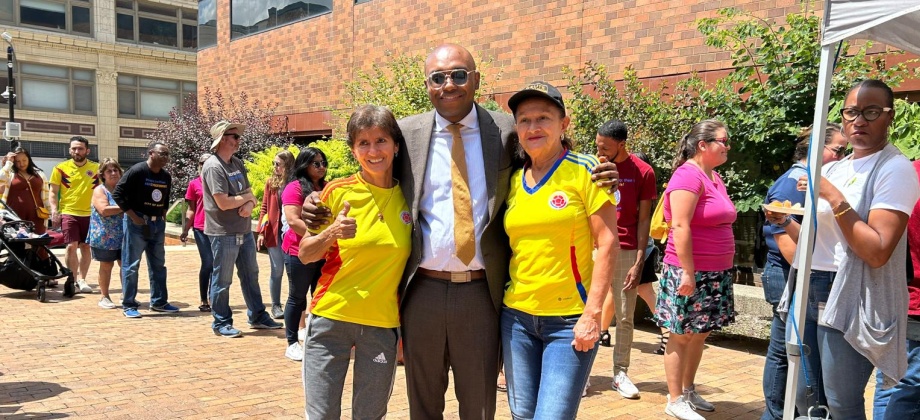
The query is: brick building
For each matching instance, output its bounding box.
[0,0,199,171]
[197,0,918,141]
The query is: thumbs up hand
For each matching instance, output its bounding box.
[329,201,357,240]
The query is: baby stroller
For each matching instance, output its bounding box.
[0,198,74,302]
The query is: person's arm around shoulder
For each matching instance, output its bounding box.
[92,185,122,217]
[574,201,620,352]
[298,201,356,264]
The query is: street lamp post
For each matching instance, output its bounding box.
[1,32,16,150]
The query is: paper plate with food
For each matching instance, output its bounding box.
[762,200,805,215]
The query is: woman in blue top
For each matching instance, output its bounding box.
[759,123,844,420]
[87,158,125,309]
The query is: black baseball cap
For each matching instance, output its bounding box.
[507,81,566,116]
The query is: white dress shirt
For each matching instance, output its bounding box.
[418,107,488,271]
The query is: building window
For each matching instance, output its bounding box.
[230,0,331,39]
[15,63,94,114]
[0,0,92,36]
[198,0,216,49]
[115,0,197,51]
[118,74,195,120]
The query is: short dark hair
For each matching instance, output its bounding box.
[147,140,167,152]
[69,136,89,148]
[346,105,405,149]
[793,123,841,162]
[848,79,894,107]
[598,120,628,140]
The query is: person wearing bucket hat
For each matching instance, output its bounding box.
[201,120,281,338]
[498,80,619,419]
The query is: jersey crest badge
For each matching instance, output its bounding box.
[549,192,569,210]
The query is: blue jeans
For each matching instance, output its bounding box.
[501,307,597,420]
[283,253,322,344]
[266,246,284,306]
[209,233,270,330]
[193,229,213,303]
[761,261,790,420]
[791,270,833,416]
[873,337,920,420]
[121,217,167,309]
[819,325,875,419]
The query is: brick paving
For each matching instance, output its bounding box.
[0,245,871,419]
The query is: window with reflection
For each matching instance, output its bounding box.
[14,62,95,114]
[116,0,197,51]
[0,0,92,36]
[230,0,332,39]
[197,0,216,49]
[118,74,196,120]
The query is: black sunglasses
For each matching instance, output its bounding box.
[311,161,328,169]
[427,69,476,88]
[825,145,847,157]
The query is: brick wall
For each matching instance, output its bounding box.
[197,0,918,135]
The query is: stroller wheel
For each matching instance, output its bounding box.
[63,276,75,298]
[37,286,46,302]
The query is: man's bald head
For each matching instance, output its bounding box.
[423,44,481,123]
[425,44,477,74]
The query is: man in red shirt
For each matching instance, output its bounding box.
[595,120,657,399]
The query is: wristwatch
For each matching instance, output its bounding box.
[776,216,792,228]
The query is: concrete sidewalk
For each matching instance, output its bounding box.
[0,245,871,419]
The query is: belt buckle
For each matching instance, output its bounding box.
[450,271,471,283]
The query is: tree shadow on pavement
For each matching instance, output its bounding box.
[0,381,70,419]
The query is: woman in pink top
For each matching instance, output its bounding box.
[281,147,328,361]
[658,119,736,420]
[180,153,213,312]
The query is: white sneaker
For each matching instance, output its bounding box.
[582,378,590,398]
[685,385,715,412]
[285,342,303,361]
[98,296,117,309]
[297,328,306,342]
[613,370,640,399]
[665,395,705,420]
[77,279,92,294]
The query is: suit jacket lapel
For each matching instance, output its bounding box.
[477,105,502,221]
[408,111,435,217]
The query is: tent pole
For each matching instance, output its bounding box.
[782,43,835,420]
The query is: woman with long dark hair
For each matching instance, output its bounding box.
[0,147,51,236]
[281,147,328,361]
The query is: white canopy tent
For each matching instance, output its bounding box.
[784,1,920,419]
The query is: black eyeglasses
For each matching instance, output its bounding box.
[841,106,892,122]
[708,137,730,146]
[825,145,847,157]
[311,161,328,169]
[427,69,476,89]
[223,133,240,140]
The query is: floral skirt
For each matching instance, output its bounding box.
[656,263,736,334]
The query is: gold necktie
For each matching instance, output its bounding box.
[447,123,475,265]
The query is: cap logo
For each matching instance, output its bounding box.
[526,82,548,93]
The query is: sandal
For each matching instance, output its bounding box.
[497,371,507,392]
[599,330,612,347]
[654,331,669,355]
[198,304,211,312]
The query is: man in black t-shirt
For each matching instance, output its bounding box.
[112,141,176,318]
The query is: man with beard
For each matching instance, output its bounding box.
[50,136,99,294]
[112,141,177,318]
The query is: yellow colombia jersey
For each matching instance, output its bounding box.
[49,160,99,217]
[309,174,411,328]
[503,150,613,316]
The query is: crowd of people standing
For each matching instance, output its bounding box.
[1,42,918,420]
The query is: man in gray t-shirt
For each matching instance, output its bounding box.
[202,120,281,338]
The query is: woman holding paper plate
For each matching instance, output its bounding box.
[773,79,919,419]
[760,123,844,420]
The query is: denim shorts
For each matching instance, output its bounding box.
[91,247,121,262]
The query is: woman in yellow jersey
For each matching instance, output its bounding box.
[298,105,411,420]
[501,82,619,420]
